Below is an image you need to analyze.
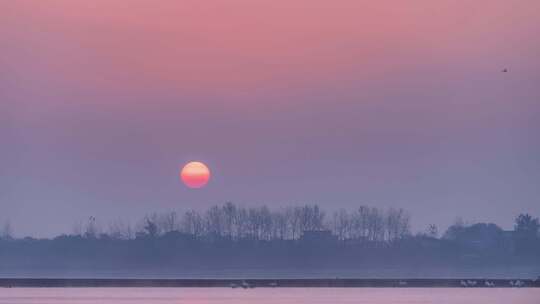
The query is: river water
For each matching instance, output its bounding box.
[0,288,538,303]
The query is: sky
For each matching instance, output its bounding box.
[1,1,539,237]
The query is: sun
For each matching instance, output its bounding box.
[180,161,211,188]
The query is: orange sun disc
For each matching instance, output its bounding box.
[180,161,211,188]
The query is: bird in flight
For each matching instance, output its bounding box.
[502,68,508,73]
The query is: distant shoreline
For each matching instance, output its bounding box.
[1,278,539,288]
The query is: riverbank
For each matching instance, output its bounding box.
[1,278,539,288]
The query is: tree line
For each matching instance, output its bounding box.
[1,203,538,251]
[63,203,411,243]
[1,203,538,278]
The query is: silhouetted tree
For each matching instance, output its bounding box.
[426,224,439,238]
[143,218,158,238]
[514,213,540,255]
[84,216,99,239]
[272,209,289,240]
[386,208,410,241]
[332,209,351,240]
[1,221,13,240]
[1,205,539,277]
[160,211,179,233]
[108,219,133,240]
[205,205,224,237]
[222,202,236,239]
[443,218,466,240]
[514,213,540,237]
[182,210,204,237]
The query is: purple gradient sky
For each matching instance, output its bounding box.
[1,1,539,237]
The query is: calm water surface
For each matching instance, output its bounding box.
[0,288,538,303]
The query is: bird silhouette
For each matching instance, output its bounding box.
[502,68,508,73]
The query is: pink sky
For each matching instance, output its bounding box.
[1,1,539,237]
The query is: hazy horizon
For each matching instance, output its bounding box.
[2,1,539,238]
[0,202,534,239]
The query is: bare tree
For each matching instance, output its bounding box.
[160,211,179,233]
[234,207,249,239]
[247,207,261,240]
[289,207,301,239]
[124,203,413,244]
[72,220,84,237]
[182,210,204,237]
[205,205,225,237]
[332,209,350,240]
[222,202,237,239]
[386,208,410,241]
[143,217,158,238]
[298,205,326,232]
[365,207,385,242]
[259,206,273,240]
[514,213,540,236]
[108,219,133,240]
[272,209,289,240]
[427,224,439,238]
[84,216,100,239]
[350,206,370,240]
[1,221,13,240]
